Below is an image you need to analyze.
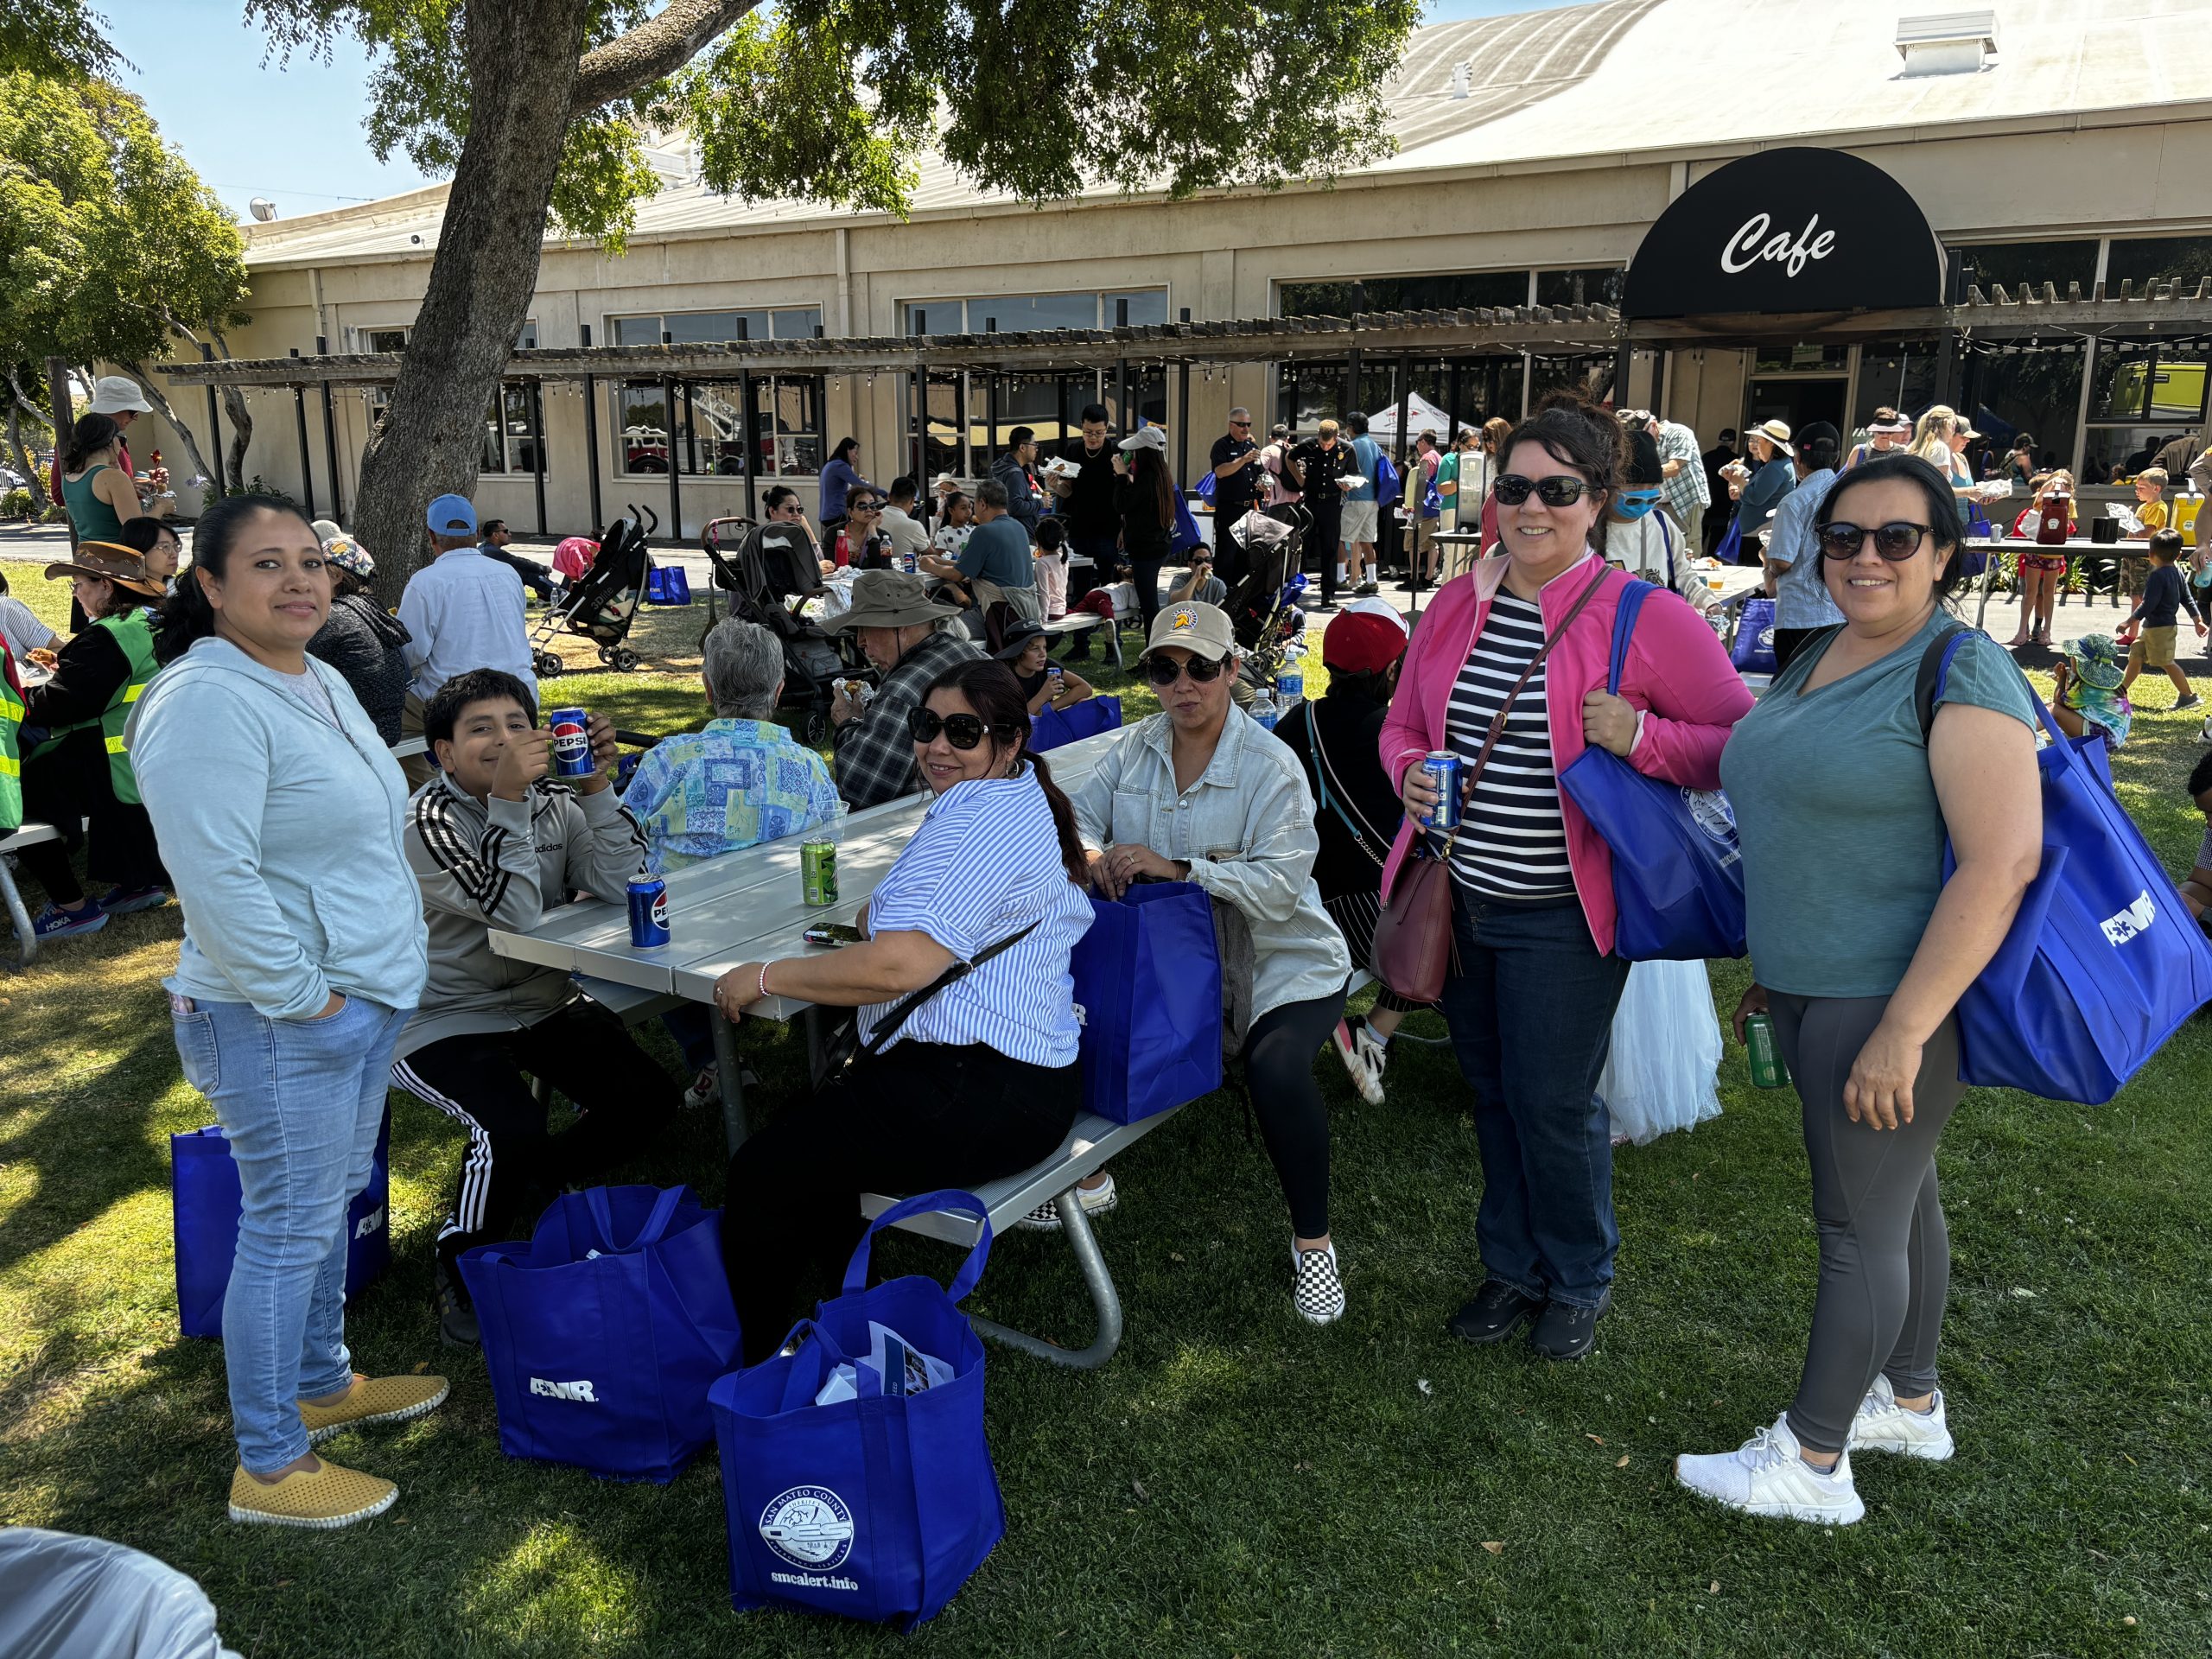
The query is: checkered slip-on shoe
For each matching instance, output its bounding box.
[1015,1173,1118,1232]
[1293,1243,1345,1325]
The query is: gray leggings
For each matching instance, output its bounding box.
[1769,993,1966,1455]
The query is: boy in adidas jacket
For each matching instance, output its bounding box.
[391,667,677,1345]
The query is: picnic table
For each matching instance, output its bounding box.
[1967,535,2140,615]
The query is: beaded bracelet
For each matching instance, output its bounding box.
[757,962,772,1001]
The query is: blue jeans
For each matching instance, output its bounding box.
[173,993,412,1473]
[1438,895,1630,1309]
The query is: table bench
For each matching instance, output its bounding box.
[1044,611,1123,669]
[0,820,61,969]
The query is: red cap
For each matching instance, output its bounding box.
[1321,610,1408,674]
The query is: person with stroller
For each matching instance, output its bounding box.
[388,668,677,1347]
[307,536,412,745]
[397,494,535,788]
[826,569,986,808]
[478,518,557,605]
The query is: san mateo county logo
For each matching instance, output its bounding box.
[760,1485,855,1572]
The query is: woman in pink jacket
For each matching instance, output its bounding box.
[1377,397,1753,1362]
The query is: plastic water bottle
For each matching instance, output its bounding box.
[1251,689,1279,732]
[1275,661,1304,705]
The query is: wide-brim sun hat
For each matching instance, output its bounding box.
[44,542,166,600]
[2062,632,2127,692]
[994,619,1047,660]
[824,569,963,632]
[1752,419,1793,447]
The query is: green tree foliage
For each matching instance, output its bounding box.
[0,0,124,82]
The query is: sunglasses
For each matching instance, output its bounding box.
[1494,474,1594,508]
[1143,652,1230,687]
[906,708,1009,749]
[1230,420,1251,429]
[1815,521,1935,562]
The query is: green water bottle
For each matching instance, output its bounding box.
[1745,1012,1789,1090]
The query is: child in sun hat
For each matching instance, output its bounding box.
[2050,632,2133,748]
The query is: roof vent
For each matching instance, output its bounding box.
[1448,60,1471,100]
[1895,10,1998,77]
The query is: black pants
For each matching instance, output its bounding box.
[18,730,165,906]
[1311,512,1344,603]
[722,1041,1077,1364]
[1242,990,1347,1240]
[1130,554,1166,638]
[391,999,677,1274]
[1772,626,1821,673]
[480,543,556,601]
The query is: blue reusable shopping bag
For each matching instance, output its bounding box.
[1374,450,1402,506]
[1194,469,1216,502]
[1730,594,1778,675]
[171,1112,391,1338]
[645,561,691,606]
[1715,512,1744,567]
[709,1191,1004,1630]
[1557,581,1747,962]
[460,1185,741,1482]
[1069,882,1224,1123]
[1028,693,1122,753]
[1172,491,1206,555]
[1917,631,2212,1103]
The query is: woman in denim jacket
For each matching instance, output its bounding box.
[1071,601,1352,1325]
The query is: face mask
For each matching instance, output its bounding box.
[1616,488,1662,520]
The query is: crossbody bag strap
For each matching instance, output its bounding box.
[859,918,1043,1057]
[1461,559,1611,787]
[1306,700,1389,868]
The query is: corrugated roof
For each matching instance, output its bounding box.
[237,0,2212,269]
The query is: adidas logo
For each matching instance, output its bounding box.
[529,1377,599,1402]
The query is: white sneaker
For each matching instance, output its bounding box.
[1015,1173,1117,1232]
[1849,1376,1955,1461]
[683,1067,719,1109]
[1331,1017,1389,1106]
[1293,1242,1345,1325]
[1675,1414,1865,1526]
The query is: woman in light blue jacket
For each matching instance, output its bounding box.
[130,495,440,1531]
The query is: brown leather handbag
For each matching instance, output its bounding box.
[1371,564,1610,1001]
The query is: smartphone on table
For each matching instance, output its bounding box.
[803,922,864,947]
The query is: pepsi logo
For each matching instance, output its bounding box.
[650,893,669,928]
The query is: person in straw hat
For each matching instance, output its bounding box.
[17,543,170,939]
[823,568,984,808]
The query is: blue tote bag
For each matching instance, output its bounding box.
[459,1184,741,1482]
[1028,693,1122,753]
[1730,594,1778,675]
[709,1191,1002,1629]
[1917,631,2212,1103]
[1715,512,1744,567]
[1069,882,1224,1122]
[1172,491,1206,555]
[172,1111,391,1338]
[645,561,691,606]
[1557,581,1747,961]
[1374,451,1402,506]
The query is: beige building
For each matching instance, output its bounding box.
[158,0,2212,538]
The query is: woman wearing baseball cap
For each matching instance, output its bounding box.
[1276,604,1429,1106]
[306,537,413,746]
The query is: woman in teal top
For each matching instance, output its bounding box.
[1681,454,2043,1528]
[60,414,139,544]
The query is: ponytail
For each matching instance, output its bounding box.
[67,413,122,474]
[154,493,315,666]
[1026,750,1090,887]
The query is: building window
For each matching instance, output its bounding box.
[2105,236,2212,291]
[1278,273,1529,318]
[1529,353,1616,408]
[899,289,1168,336]
[1274,355,1524,438]
[1534,268,1625,309]
[607,307,823,346]
[480,382,545,475]
[613,375,823,478]
[1950,240,2099,296]
[1751,342,1850,375]
[363,327,410,354]
[1853,340,1941,430]
[2081,335,2210,481]
[1962,342,2086,477]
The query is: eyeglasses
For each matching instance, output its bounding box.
[1493,474,1593,508]
[906,708,1007,749]
[1143,652,1230,687]
[1815,521,1936,562]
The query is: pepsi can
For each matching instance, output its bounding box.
[900,552,918,575]
[626,875,670,948]
[549,707,594,779]
[1421,751,1461,831]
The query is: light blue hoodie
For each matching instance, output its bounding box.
[126,636,429,1020]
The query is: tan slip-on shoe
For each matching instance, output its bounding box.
[297,1373,450,1446]
[228,1459,397,1529]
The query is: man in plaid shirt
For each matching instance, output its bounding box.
[826,569,986,808]
[1635,410,1709,544]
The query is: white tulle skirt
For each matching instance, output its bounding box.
[1599,959,1725,1147]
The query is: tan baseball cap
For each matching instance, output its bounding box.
[1137,600,1236,663]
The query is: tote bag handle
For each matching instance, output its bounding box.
[842,1189,994,1304]
[582,1185,689,1254]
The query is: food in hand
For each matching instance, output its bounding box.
[27,647,58,670]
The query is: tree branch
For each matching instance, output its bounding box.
[569,0,759,117]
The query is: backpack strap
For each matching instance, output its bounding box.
[1912,621,1972,742]
[1304,700,1389,868]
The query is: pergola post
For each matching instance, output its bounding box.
[662,372,682,540]
[530,380,549,537]
[287,350,315,518]
[581,324,603,534]
[315,334,342,524]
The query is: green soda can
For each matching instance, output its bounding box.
[1745,1012,1789,1090]
[801,836,838,907]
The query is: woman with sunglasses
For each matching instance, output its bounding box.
[710,658,1096,1363]
[1380,395,1751,1363]
[1070,602,1353,1324]
[1678,454,2041,1525]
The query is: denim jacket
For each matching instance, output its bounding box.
[1069,707,1350,1019]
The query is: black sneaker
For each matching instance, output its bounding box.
[434,1255,480,1349]
[1447,1280,1541,1345]
[1529,1289,1611,1361]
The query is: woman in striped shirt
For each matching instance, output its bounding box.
[1378,397,1752,1363]
[710,658,1096,1363]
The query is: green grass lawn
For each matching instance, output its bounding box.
[3,576,2210,1656]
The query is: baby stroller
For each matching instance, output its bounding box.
[1217,505,1310,694]
[702,516,863,746]
[531,504,655,679]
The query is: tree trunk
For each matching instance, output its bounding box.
[220,385,252,492]
[355,0,594,609]
[116,358,223,510]
[44,354,74,545]
[3,372,52,512]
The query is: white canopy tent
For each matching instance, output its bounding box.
[1364,391,1455,440]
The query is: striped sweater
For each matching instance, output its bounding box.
[395,772,646,1060]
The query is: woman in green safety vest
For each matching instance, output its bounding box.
[0,645,24,837]
[17,543,169,941]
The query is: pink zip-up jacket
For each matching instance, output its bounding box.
[1378,552,1755,957]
